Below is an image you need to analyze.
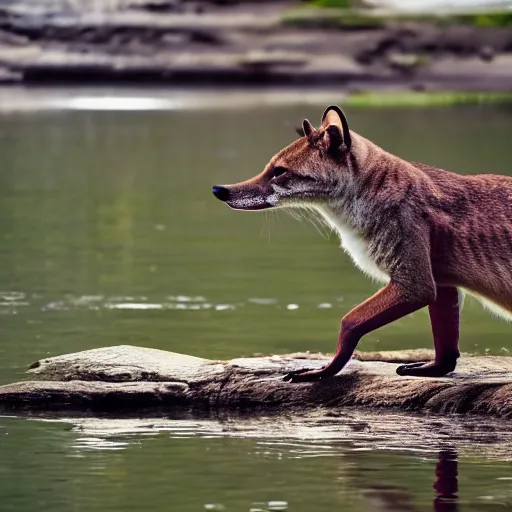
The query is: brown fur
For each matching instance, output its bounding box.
[212,106,512,382]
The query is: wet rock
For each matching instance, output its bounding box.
[0,345,511,418]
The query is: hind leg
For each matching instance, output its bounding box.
[397,286,460,377]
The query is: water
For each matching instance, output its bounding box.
[0,89,512,510]
[1,410,512,511]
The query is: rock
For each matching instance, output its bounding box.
[0,380,190,409]
[27,345,225,383]
[388,52,425,72]
[0,66,22,83]
[423,55,512,90]
[128,0,182,13]
[410,81,426,91]
[0,345,510,418]
[238,50,308,70]
[479,45,495,62]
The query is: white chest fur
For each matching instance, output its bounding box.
[315,206,390,283]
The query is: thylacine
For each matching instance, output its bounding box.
[212,105,512,382]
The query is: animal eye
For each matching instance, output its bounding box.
[271,167,288,179]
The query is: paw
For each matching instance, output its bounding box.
[283,367,325,383]
[396,361,425,376]
[396,361,455,378]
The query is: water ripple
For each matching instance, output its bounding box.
[38,411,512,461]
[0,291,345,315]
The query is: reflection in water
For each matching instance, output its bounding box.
[58,411,512,460]
[358,449,459,511]
[434,450,459,512]
[361,488,416,511]
[0,87,353,113]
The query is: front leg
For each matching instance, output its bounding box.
[284,280,434,382]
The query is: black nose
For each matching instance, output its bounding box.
[212,185,230,202]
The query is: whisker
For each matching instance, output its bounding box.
[282,203,332,239]
[304,205,331,239]
[268,210,272,243]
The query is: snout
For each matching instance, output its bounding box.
[212,185,230,202]
[212,182,275,211]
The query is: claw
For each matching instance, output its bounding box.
[396,362,426,376]
[396,361,455,378]
[283,365,328,383]
[282,367,314,382]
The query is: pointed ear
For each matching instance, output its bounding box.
[302,119,313,137]
[324,124,343,154]
[321,105,352,151]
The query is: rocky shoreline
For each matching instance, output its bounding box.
[0,1,511,90]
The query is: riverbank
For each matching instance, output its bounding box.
[1,86,511,113]
[0,1,511,90]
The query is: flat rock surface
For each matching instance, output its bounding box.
[0,345,510,418]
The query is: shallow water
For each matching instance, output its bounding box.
[1,89,512,510]
[1,410,512,511]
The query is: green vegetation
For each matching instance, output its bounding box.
[305,0,352,7]
[344,91,512,107]
[464,12,512,27]
[281,7,385,29]
[285,3,512,28]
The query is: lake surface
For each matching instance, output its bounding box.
[0,88,511,511]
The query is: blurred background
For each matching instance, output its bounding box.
[0,1,512,511]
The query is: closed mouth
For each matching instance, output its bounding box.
[226,199,274,211]
[212,184,277,211]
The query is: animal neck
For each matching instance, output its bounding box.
[320,194,370,235]
[318,135,408,235]
[348,132,373,170]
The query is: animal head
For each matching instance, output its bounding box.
[212,106,354,211]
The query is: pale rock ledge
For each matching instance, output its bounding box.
[0,345,510,418]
